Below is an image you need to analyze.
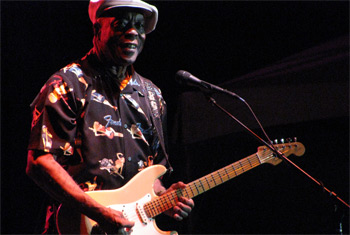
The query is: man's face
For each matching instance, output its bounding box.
[95,10,146,66]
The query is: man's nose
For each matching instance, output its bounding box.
[125,27,138,40]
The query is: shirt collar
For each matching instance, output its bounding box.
[121,69,144,96]
[83,50,144,95]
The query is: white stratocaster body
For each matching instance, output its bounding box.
[57,165,177,235]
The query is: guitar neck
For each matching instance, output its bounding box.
[144,153,262,218]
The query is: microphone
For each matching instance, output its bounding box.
[175,70,242,100]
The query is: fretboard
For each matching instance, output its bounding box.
[144,153,262,218]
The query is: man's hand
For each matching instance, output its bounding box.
[26,151,134,234]
[96,207,135,234]
[162,182,195,221]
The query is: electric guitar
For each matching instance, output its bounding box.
[56,141,305,234]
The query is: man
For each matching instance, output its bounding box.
[26,0,194,234]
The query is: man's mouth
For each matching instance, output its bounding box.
[121,43,137,49]
[118,43,138,57]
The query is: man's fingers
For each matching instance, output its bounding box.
[173,201,193,220]
[173,214,183,221]
[163,181,195,222]
[121,218,135,228]
[170,181,186,190]
[179,197,195,209]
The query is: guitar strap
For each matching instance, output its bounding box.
[137,73,173,175]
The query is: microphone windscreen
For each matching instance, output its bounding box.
[175,70,191,84]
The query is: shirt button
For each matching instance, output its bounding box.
[124,124,128,129]
[128,157,132,162]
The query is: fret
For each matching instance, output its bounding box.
[150,204,156,217]
[143,204,150,217]
[239,161,245,172]
[193,182,200,194]
[183,187,191,198]
[231,164,238,176]
[145,205,152,218]
[175,188,183,198]
[232,163,241,175]
[155,198,162,213]
[150,201,156,216]
[205,175,215,188]
[155,197,168,216]
[217,170,224,183]
[236,162,244,175]
[160,197,169,211]
[159,198,165,212]
[204,176,211,189]
[243,159,250,171]
[163,195,173,210]
[224,167,230,180]
[162,199,169,212]
[155,199,161,215]
[167,192,175,207]
[210,174,217,186]
[188,183,195,197]
[198,179,206,192]
[247,157,253,168]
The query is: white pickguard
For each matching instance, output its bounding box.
[108,194,161,234]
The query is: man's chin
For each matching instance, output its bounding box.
[116,55,138,66]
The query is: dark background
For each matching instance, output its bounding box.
[1,1,349,234]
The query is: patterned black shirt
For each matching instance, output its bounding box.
[28,52,169,191]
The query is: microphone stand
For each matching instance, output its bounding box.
[200,89,350,212]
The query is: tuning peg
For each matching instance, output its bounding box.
[293,137,298,142]
[286,138,293,143]
[280,138,285,144]
[274,139,278,144]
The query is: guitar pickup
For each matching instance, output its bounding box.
[136,203,148,225]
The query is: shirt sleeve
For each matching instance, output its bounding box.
[28,71,84,165]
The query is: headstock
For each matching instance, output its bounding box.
[257,139,305,166]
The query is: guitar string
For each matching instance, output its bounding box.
[149,156,263,216]
[117,152,282,221]
[195,147,293,195]
[145,146,295,217]
[92,146,297,224]
[145,153,274,217]
[145,153,272,217]
[185,147,291,195]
